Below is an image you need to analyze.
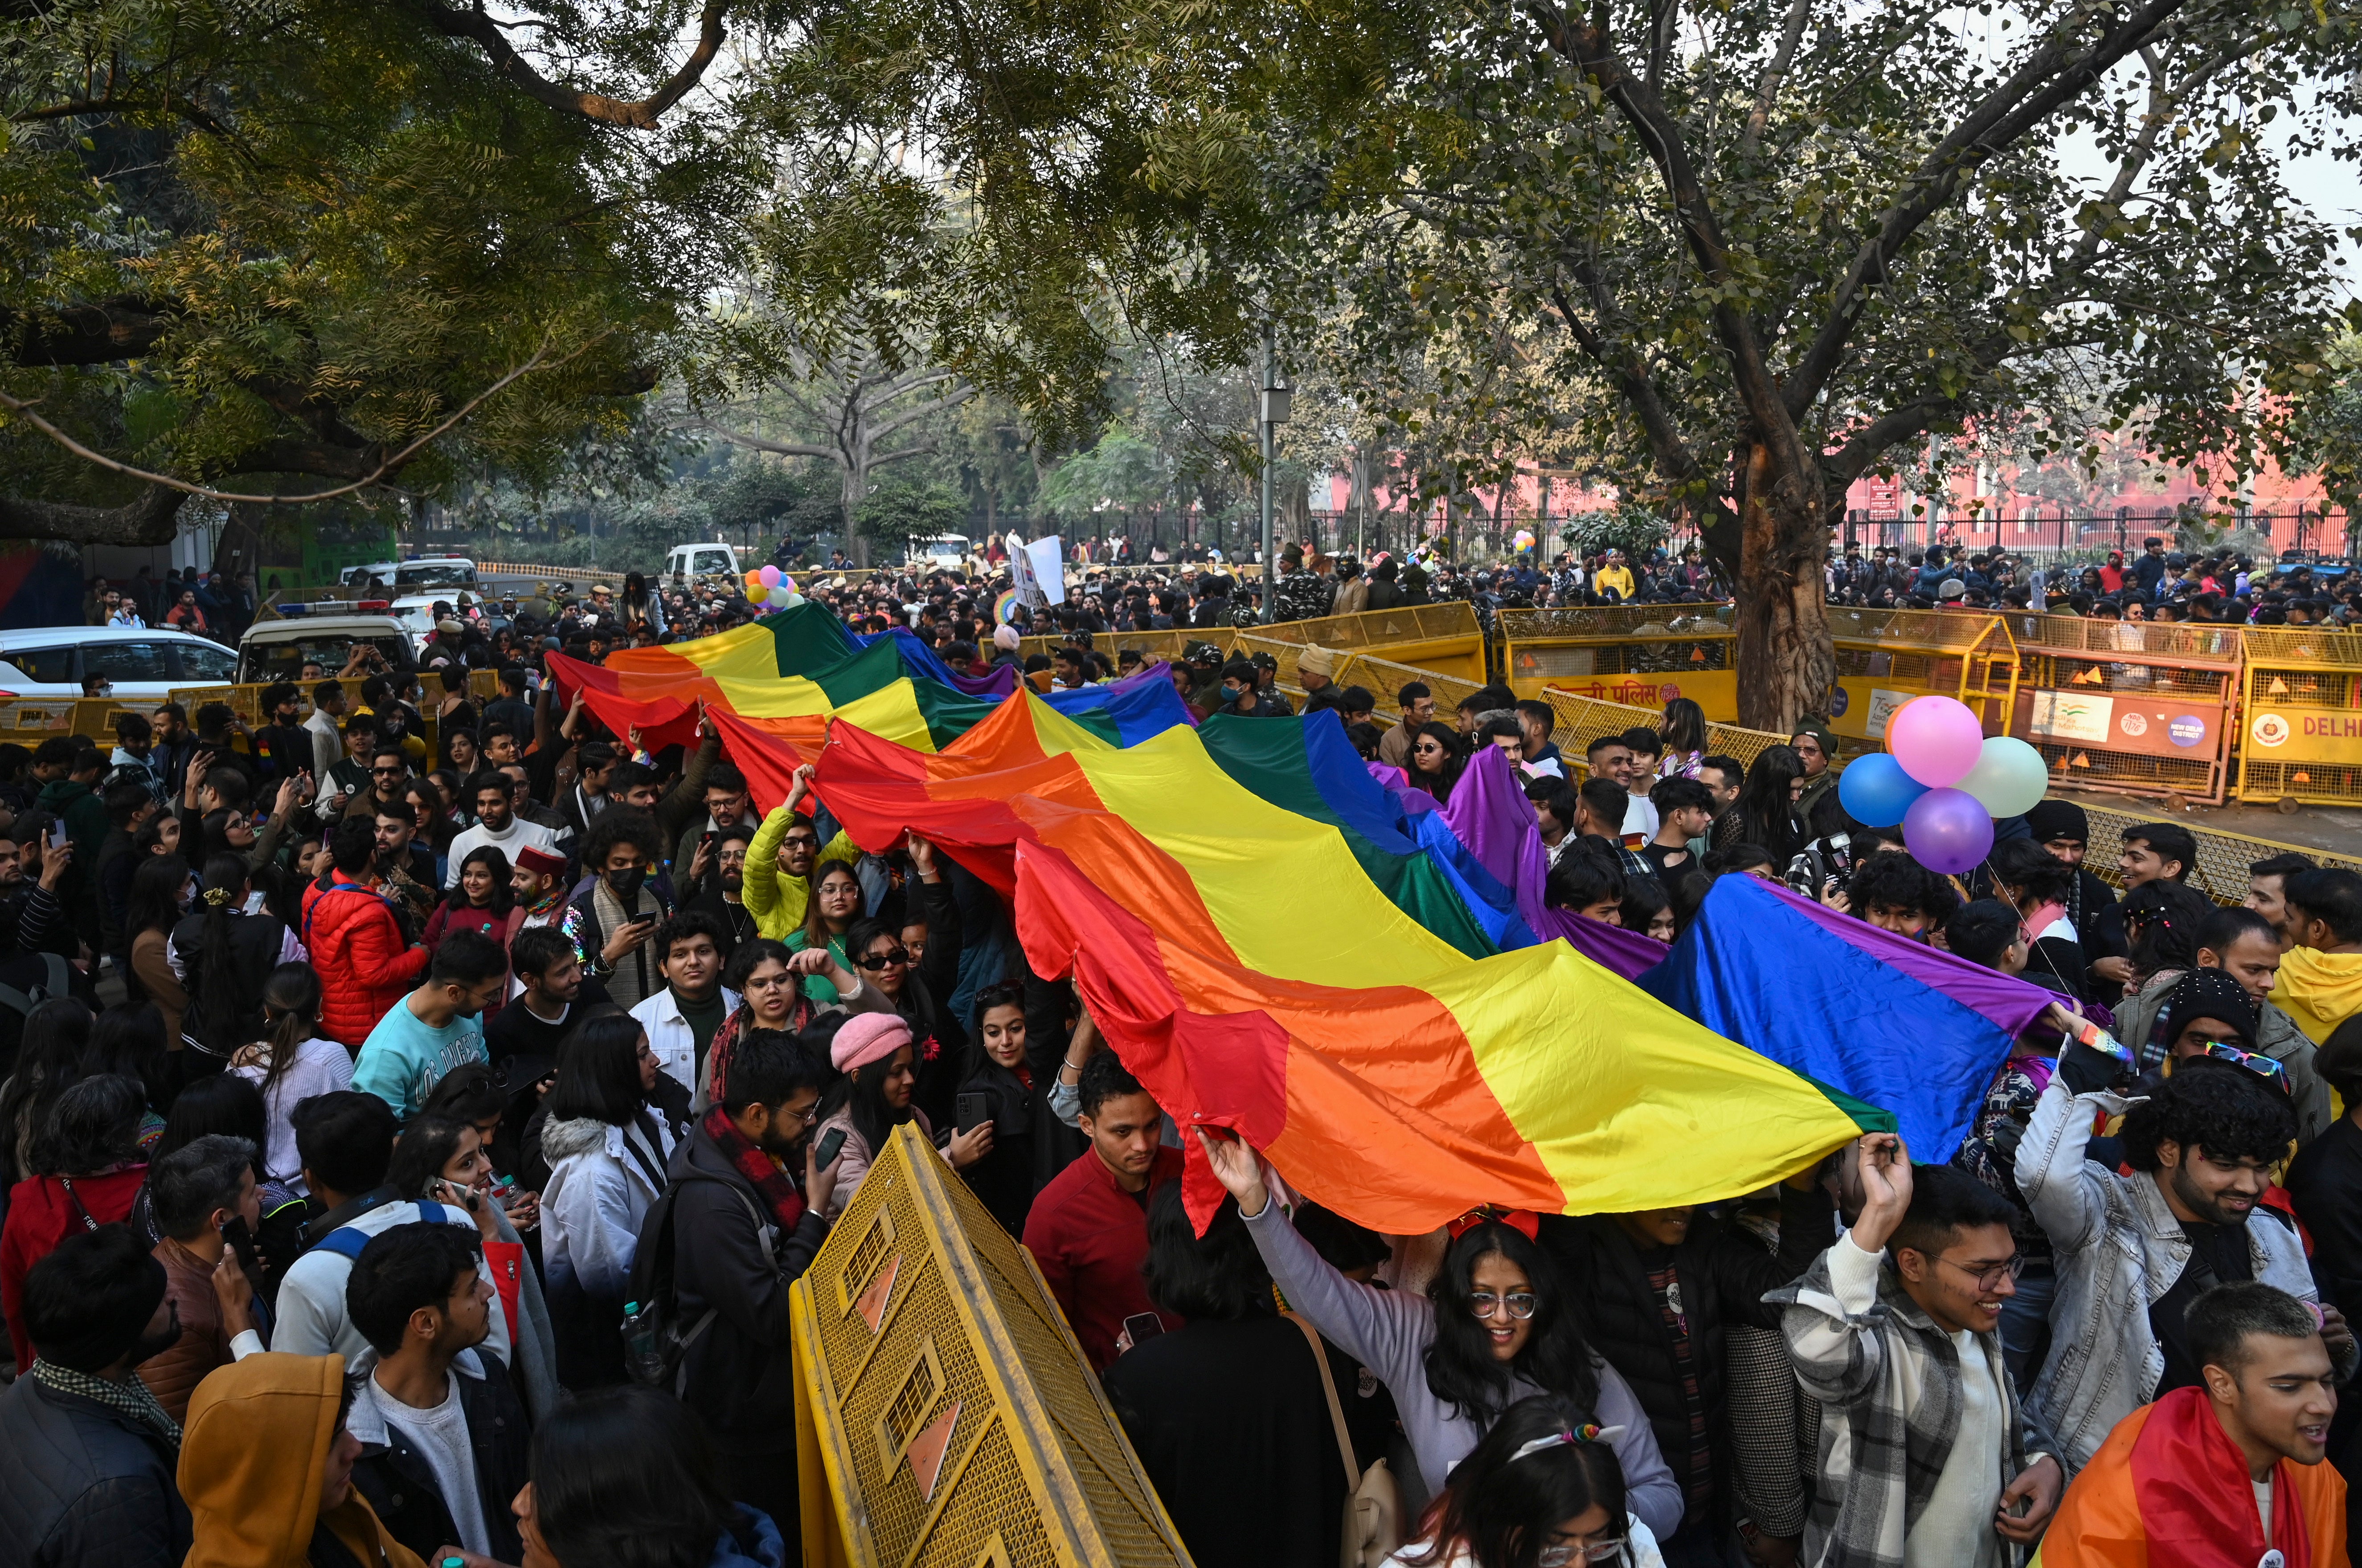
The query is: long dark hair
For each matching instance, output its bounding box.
[1726,744,1804,860]
[844,1041,916,1158]
[153,1073,267,1164]
[1424,1222,1598,1425]
[2125,880,2215,980]
[0,998,93,1176]
[454,844,515,915]
[29,1073,146,1177]
[1408,722,1467,800]
[527,1386,732,1568]
[386,1111,474,1199]
[124,853,190,939]
[407,780,458,852]
[254,962,322,1099]
[191,852,252,1056]
[548,1014,647,1126]
[1406,1393,1629,1568]
[85,1002,166,1109]
[801,861,861,948]
[1658,697,1707,758]
[1140,1182,1271,1322]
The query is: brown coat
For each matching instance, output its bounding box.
[130,927,188,1045]
[138,1237,234,1423]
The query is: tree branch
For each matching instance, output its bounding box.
[0,330,601,508]
[1737,0,1813,159]
[868,385,974,443]
[700,424,837,460]
[411,0,730,130]
[2,298,176,367]
[1824,397,1963,489]
[1779,0,2190,417]
[0,484,185,548]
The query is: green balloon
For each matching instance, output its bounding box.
[1957,736,2049,819]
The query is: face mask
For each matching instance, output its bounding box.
[606,864,647,901]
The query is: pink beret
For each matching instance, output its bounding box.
[831,1013,912,1073]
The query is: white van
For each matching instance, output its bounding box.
[340,561,399,590]
[393,557,478,593]
[667,541,741,580]
[0,627,239,700]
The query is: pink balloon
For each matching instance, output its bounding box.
[1902,787,1994,876]
[759,565,782,588]
[1887,695,1985,787]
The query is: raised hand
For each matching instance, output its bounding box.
[1194,1127,1269,1218]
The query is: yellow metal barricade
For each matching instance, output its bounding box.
[1498,607,1736,712]
[0,700,98,743]
[2073,802,2362,903]
[790,1125,1192,1568]
[2002,620,2242,804]
[1823,608,2021,744]
[1023,602,1485,683]
[1528,691,1791,779]
[2236,627,2362,807]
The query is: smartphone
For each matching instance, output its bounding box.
[1121,1311,1166,1347]
[47,821,65,851]
[956,1093,991,1135]
[220,1216,260,1274]
[814,1126,848,1169]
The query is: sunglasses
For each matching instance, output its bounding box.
[2190,1041,2288,1084]
[1539,1543,1627,1567]
[1469,1290,1538,1320]
[855,948,911,970]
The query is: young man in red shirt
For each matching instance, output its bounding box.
[1022,1054,1181,1369]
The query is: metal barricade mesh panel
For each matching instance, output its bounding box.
[794,1128,1189,1568]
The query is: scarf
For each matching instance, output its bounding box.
[701,1105,806,1232]
[702,997,816,1108]
[2132,1384,2312,1568]
[33,1359,181,1447]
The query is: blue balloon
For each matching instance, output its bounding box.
[1837,752,1930,828]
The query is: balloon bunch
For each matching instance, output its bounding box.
[741,564,802,611]
[1511,529,1537,553]
[1835,695,2049,875]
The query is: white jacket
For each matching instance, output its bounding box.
[540,1113,672,1301]
[629,984,740,1099]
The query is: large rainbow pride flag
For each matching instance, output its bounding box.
[548,612,1895,1232]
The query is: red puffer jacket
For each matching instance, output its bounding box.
[301,875,429,1047]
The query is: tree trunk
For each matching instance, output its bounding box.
[1732,442,1836,734]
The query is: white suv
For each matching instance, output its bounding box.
[0,627,239,700]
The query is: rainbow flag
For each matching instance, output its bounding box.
[797,692,1887,1234]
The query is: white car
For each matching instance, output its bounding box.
[237,614,416,685]
[908,535,970,570]
[667,541,742,580]
[385,595,459,651]
[0,626,238,700]
[340,561,400,589]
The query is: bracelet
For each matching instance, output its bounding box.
[1059,1057,1084,1077]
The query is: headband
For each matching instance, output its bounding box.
[1510,1425,1625,1462]
[1447,1206,1540,1243]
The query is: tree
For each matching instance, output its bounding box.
[1141,0,2354,725]
[0,0,1241,551]
[854,477,969,557]
[696,343,974,565]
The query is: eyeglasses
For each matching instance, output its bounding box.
[855,948,911,970]
[1469,1290,1538,1320]
[1539,1541,1627,1565]
[1935,1253,2027,1292]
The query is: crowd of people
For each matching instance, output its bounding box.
[5,539,2359,1568]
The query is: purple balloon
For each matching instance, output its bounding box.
[1902,786,1995,876]
[1887,695,1986,787]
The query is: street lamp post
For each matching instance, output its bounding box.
[1258,320,1290,623]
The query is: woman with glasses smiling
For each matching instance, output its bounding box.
[1388,1395,1665,1568]
[843,833,965,1124]
[1199,1128,1682,1538]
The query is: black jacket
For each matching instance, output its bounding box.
[666,1124,828,1442]
[167,908,289,1056]
[348,1350,530,1566]
[0,1375,192,1568]
[1537,1183,1831,1534]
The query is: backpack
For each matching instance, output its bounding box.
[309,1202,458,1260]
[622,1171,770,1395]
[0,952,71,1019]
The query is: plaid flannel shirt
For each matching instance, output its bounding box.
[1766,1236,2049,1568]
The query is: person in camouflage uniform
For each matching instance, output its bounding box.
[1270,546,1335,623]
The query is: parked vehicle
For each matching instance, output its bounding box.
[666,541,742,580]
[908,535,970,570]
[237,613,416,684]
[0,627,237,700]
[393,557,479,593]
